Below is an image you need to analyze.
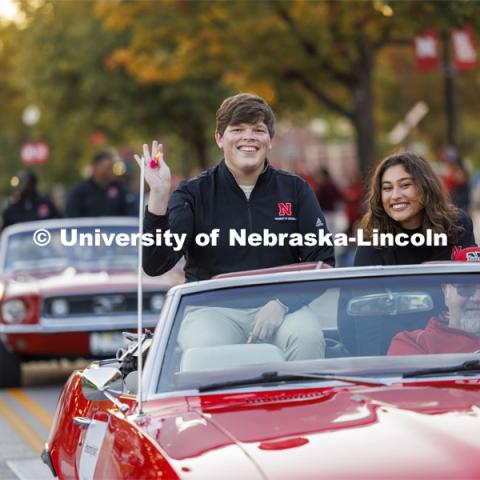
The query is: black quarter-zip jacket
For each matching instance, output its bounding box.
[143,160,335,281]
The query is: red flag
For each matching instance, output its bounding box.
[452,26,476,71]
[414,29,439,71]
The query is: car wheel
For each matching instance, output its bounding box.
[0,342,21,387]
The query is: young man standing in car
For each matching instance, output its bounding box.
[136,93,334,359]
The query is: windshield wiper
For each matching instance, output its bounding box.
[403,359,480,379]
[198,371,386,392]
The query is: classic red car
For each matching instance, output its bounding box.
[0,217,183,387]
[43,263,480,479]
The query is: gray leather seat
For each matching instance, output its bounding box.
[180,344,285,372]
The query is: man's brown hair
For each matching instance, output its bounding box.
[216,93,275,137]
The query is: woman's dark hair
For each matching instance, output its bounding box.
[216,93,275,137]
[360,152,463,243]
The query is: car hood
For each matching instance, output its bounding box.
[2,268,182,296]
[144,382,480,479]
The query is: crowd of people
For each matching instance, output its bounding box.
[0,148,140,231]
[1,92,476,272]
[135,92,478,358]
[0,92,478,359]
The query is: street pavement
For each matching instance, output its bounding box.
[0,360,88,480]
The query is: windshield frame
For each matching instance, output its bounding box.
[0,217,140,274]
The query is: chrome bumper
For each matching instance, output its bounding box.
[0,313,159,334]
[41,443,57,477]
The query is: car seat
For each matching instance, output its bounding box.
[337,284,444,356]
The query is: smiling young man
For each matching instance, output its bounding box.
[136,93,334,357]
[139,93,334,279]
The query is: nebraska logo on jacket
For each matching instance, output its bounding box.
[275,202,296,221]
[278,202,292,216]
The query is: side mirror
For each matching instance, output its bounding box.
[347,292,433,316]
[81,366,128,412]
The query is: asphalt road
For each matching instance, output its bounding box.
[0,360,89,480]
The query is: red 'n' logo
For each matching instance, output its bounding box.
[278,202,292,216]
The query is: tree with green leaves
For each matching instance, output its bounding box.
[96,0,480,178]
[0,22,27,196]
[10,0,232,188]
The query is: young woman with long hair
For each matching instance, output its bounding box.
[354,152,476,265]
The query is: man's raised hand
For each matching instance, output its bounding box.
[134,141,171,215]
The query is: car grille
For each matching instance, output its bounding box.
[43,292,162,317]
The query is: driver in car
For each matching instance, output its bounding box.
[388,246,480,355]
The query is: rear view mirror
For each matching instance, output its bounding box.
[347,291,433,316]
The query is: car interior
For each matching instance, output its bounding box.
[336,286,443,356]
[154,277,452,393]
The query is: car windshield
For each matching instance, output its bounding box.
[157,273,480,393]
[2,226,138,273]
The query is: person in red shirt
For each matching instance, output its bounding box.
[441,146,470,211]
[388,246,480,355]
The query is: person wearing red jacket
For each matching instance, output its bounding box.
[388,246,480,355]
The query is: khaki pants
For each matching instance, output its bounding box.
[178,305,325,361]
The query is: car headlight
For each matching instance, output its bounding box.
[1,299,27,324]
[150,294,164,312]
[51,299,69,316]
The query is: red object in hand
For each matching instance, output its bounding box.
[150,152,161,169]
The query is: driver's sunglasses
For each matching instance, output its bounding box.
[454,284,477,298]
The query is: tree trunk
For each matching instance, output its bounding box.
[193,135,209,171]
[352,48,375,184]
[441,30,457,148]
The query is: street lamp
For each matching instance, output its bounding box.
[22,105,41,127]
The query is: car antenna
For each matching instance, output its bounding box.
[136,153,147,416]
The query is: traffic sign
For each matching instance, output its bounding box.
[21,141,49,165]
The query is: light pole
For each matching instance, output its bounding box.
[440,31,457,149]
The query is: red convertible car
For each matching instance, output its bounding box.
[43,263,480,479]
[0,217,183,387]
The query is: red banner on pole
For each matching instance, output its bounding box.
[415,29,439,71]
[452,26,476,71]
